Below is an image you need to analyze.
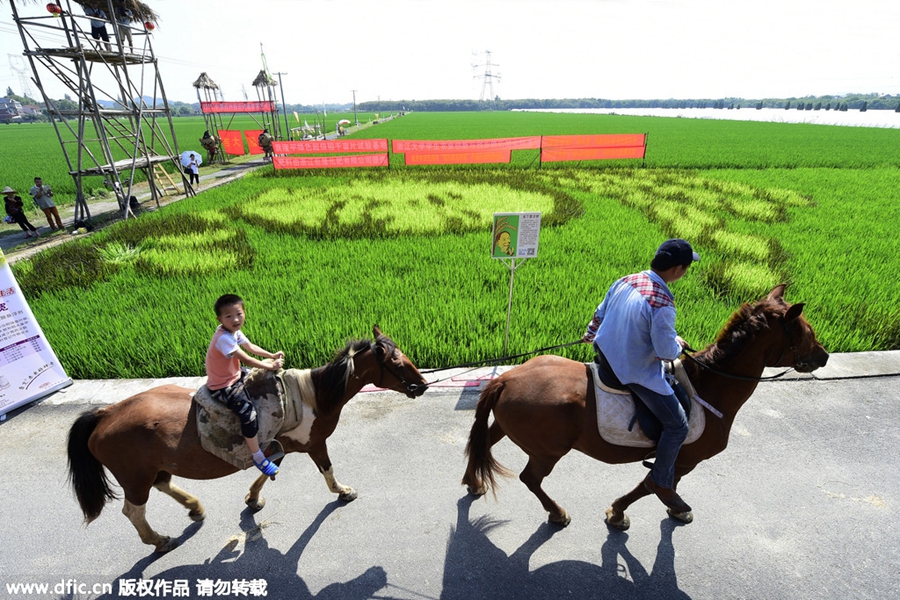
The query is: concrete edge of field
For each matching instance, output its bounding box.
[27,350,900,409]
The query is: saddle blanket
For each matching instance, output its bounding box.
[590,361,706,448]
[194,368,315,469]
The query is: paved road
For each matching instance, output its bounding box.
[1,355,899,599]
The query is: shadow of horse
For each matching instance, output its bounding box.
[95,501,387,600]
[441,495,691,600]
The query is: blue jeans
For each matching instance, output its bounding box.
[627,382,689,489]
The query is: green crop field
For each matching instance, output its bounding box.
[4,111,900,379]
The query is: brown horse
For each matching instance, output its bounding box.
[462,285,829,530]
[67,326,427,552]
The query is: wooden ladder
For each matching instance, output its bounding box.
[152,163,183,196]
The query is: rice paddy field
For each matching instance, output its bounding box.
[4,111,900,379]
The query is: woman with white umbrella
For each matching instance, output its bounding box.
[181,151,202,188]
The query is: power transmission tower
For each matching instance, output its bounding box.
[472,50,501,102]
[7,53,34,98]
[9,0,191,224]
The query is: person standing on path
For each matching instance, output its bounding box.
[3,186,39,239]
[29,177,63,231]
[187,154,200,187]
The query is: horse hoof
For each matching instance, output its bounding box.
[188,508,206,522]
[549,511,571,527]
[245,494,265,512]
[605,507,630,531]
[339,488,358,502]
[155,536,178,553]
[466,484,487,497]
[667,508,694,524]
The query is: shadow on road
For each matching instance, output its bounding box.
[440,494,690,600]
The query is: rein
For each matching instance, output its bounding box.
[421,340,584,385]
[682,317,801,382]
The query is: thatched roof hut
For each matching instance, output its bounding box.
[72,1,159,23]
[192,72,219,90]
[252,70,277,88]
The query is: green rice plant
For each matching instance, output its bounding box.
[8,111,900,377]
[98,241,141,264]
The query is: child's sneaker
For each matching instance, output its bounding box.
[254,458,278,477]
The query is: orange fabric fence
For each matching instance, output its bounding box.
[541,146,647,162]
[274,154,389,169]
[405,150,512,165]
[245,130,264,155]
[217,130,245,156]
[541,134,646,149]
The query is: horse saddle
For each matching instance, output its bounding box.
[589,358,707,448]
[194,368,287,470]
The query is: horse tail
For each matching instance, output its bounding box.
[464,378,513,496]
[67,409,118,524]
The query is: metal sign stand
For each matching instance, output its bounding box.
[500,257,530,355]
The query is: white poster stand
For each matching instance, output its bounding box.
[0,249,71,417]
[491,212,541,354]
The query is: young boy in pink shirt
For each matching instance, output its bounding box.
[206,294,285,476]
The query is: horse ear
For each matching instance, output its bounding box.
[767,284,788,302]
[372,324,383,339]
[785,302,805,322]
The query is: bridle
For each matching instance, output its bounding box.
[368,341,428,396]
[683,315,806,381]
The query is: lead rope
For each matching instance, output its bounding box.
[421,340,584,385]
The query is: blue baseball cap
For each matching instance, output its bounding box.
[652,239,700,270]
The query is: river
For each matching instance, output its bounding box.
[517,107,900,129]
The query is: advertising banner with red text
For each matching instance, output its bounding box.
[392,137,540,153]
[218,130,245,156]
[201,101,275,114]
[273,154,389,169]
[272,140,389,154]
[245,130,264,155]
[0,250,71,417]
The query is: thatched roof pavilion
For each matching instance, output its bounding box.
[252,70,277,88]
[192,72,219,90]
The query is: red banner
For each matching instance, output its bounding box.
[272,139,389,154]
[392,137,540,153]
[217,130,245,155]
[404,150,511,165]
[541,134,646,149]
[201,101,275,114]
[541,146,647,162]
[245,130,264,155]
[273,154,389,169]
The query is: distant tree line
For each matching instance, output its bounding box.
[358,94,900,113]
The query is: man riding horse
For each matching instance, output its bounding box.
[583,238,699,514]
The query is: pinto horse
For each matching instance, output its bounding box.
[67,326,427,552]
[462,285,829,530]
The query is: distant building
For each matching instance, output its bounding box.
[0,98,23,123]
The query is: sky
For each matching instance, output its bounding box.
[1,0,899,106]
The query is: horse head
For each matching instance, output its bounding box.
[371,325,428,398]
[765,284,829,372]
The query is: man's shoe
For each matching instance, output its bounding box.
[644,474,692,513]
[254,458,278,477]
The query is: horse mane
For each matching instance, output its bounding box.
[697,297,785,366]
[312,335,393,411]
